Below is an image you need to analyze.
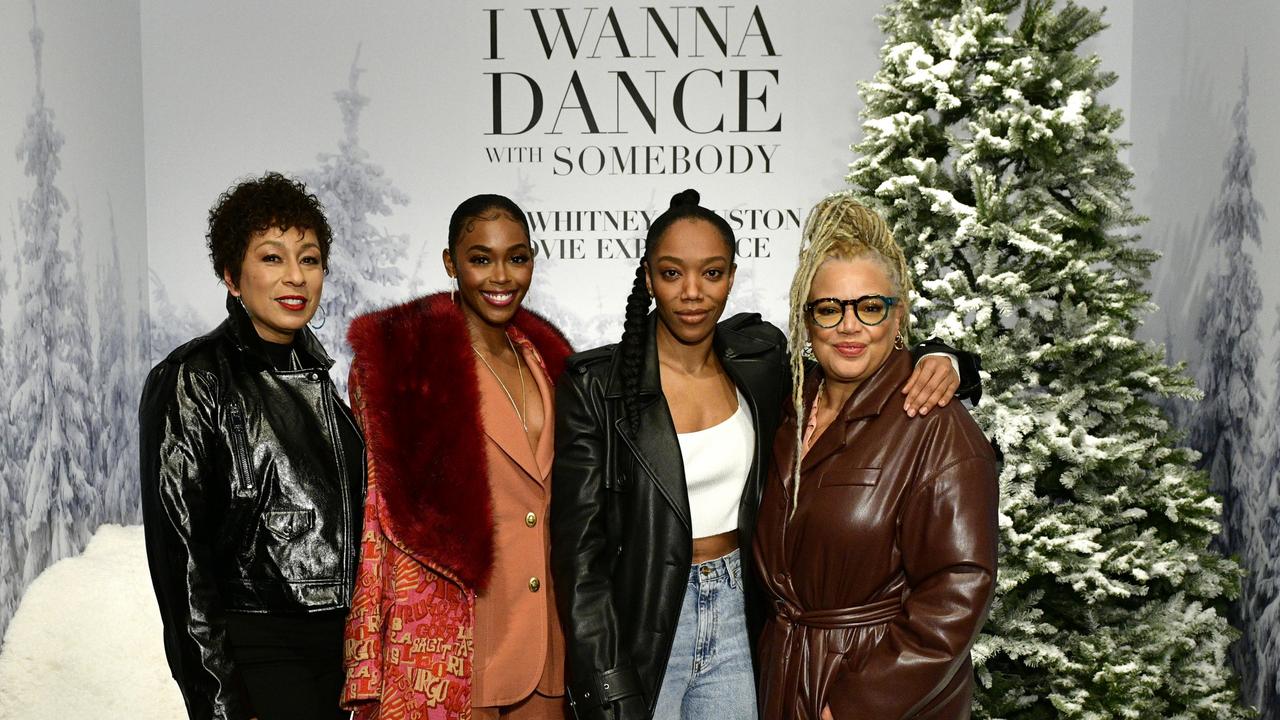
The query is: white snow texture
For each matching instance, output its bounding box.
[0,524,184,719]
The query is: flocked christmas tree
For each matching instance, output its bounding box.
[848,1,1249,716]
[300,46,410,398]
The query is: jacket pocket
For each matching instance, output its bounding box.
[263,508,315,541]
[819,467,880,487]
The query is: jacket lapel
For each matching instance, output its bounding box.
[610,315,693,529]
[772,417,798,490]
[800,350,912,473]
[614,397,692,529]
[476,358,543,483]
[717,325,779,514]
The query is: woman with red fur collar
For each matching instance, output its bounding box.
[340,195,573,720]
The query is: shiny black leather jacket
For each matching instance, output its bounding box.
[550,312,981,720]
[139,295,364,720]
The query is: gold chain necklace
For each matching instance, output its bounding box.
[472,333,528,433]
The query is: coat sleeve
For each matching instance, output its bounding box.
[550,369,648,720]
[341,368,389,714]
[139,361,250,720]
[826,454,999,720]
[911,337,983,404]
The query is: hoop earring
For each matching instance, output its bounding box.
[894,333,905,350]
[308,303,327,330]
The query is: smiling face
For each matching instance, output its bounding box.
[223,226,324,344]
[645,218,736,346]
[806,256,902,391]
[442,213,533,331]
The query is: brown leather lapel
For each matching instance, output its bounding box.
[800,350,911,473]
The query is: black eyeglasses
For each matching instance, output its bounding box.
[804,295,898,328]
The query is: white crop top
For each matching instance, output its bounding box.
[677,389,755,539]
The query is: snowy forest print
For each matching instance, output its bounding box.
[298,47,412,400]
[1184,64,1280,718]
[0,4,149,645]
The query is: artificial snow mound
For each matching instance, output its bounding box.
[0,524,185,719]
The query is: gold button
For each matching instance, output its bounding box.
[528,577,541,592]
[525,512,537,528]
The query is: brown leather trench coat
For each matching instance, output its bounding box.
[753,349,998,720]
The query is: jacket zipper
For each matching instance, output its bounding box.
[227,403,255,499]
[319,376,353,591]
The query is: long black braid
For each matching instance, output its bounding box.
[619,263,651,433]
[618,189,735,433]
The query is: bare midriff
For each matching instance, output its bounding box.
[691,529,739,564]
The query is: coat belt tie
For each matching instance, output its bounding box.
[776,594,902,628]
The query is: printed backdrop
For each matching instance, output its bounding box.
[141,1,895,367]
[2,0,1279,717]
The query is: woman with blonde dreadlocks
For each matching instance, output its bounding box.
[753,194,999,720]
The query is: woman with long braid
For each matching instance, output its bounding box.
[550,190,980,720]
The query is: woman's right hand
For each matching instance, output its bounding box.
[821,705,834,720]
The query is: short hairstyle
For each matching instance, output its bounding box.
[447,194,530,256]
[207,172,332,285]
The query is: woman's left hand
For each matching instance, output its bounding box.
[901,354,959,416]
[822,705,834,720]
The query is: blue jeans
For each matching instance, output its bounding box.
[652,549,758,719]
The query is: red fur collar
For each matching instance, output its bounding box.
[347,292,572,590]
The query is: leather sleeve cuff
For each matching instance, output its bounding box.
[567,665,643,713]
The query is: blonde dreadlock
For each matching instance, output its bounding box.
[786,193,913,515]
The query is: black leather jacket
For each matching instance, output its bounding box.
[550,312,981,720]
[139,295,364,720]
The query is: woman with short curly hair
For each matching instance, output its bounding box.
[140,171,363,720]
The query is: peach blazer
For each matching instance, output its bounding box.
[471,336,566,707]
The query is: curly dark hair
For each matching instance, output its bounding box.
[207,171,333,284]
[618,189,735,432]
[447,193,531,257]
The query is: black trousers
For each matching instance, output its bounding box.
[225,610,348,720]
